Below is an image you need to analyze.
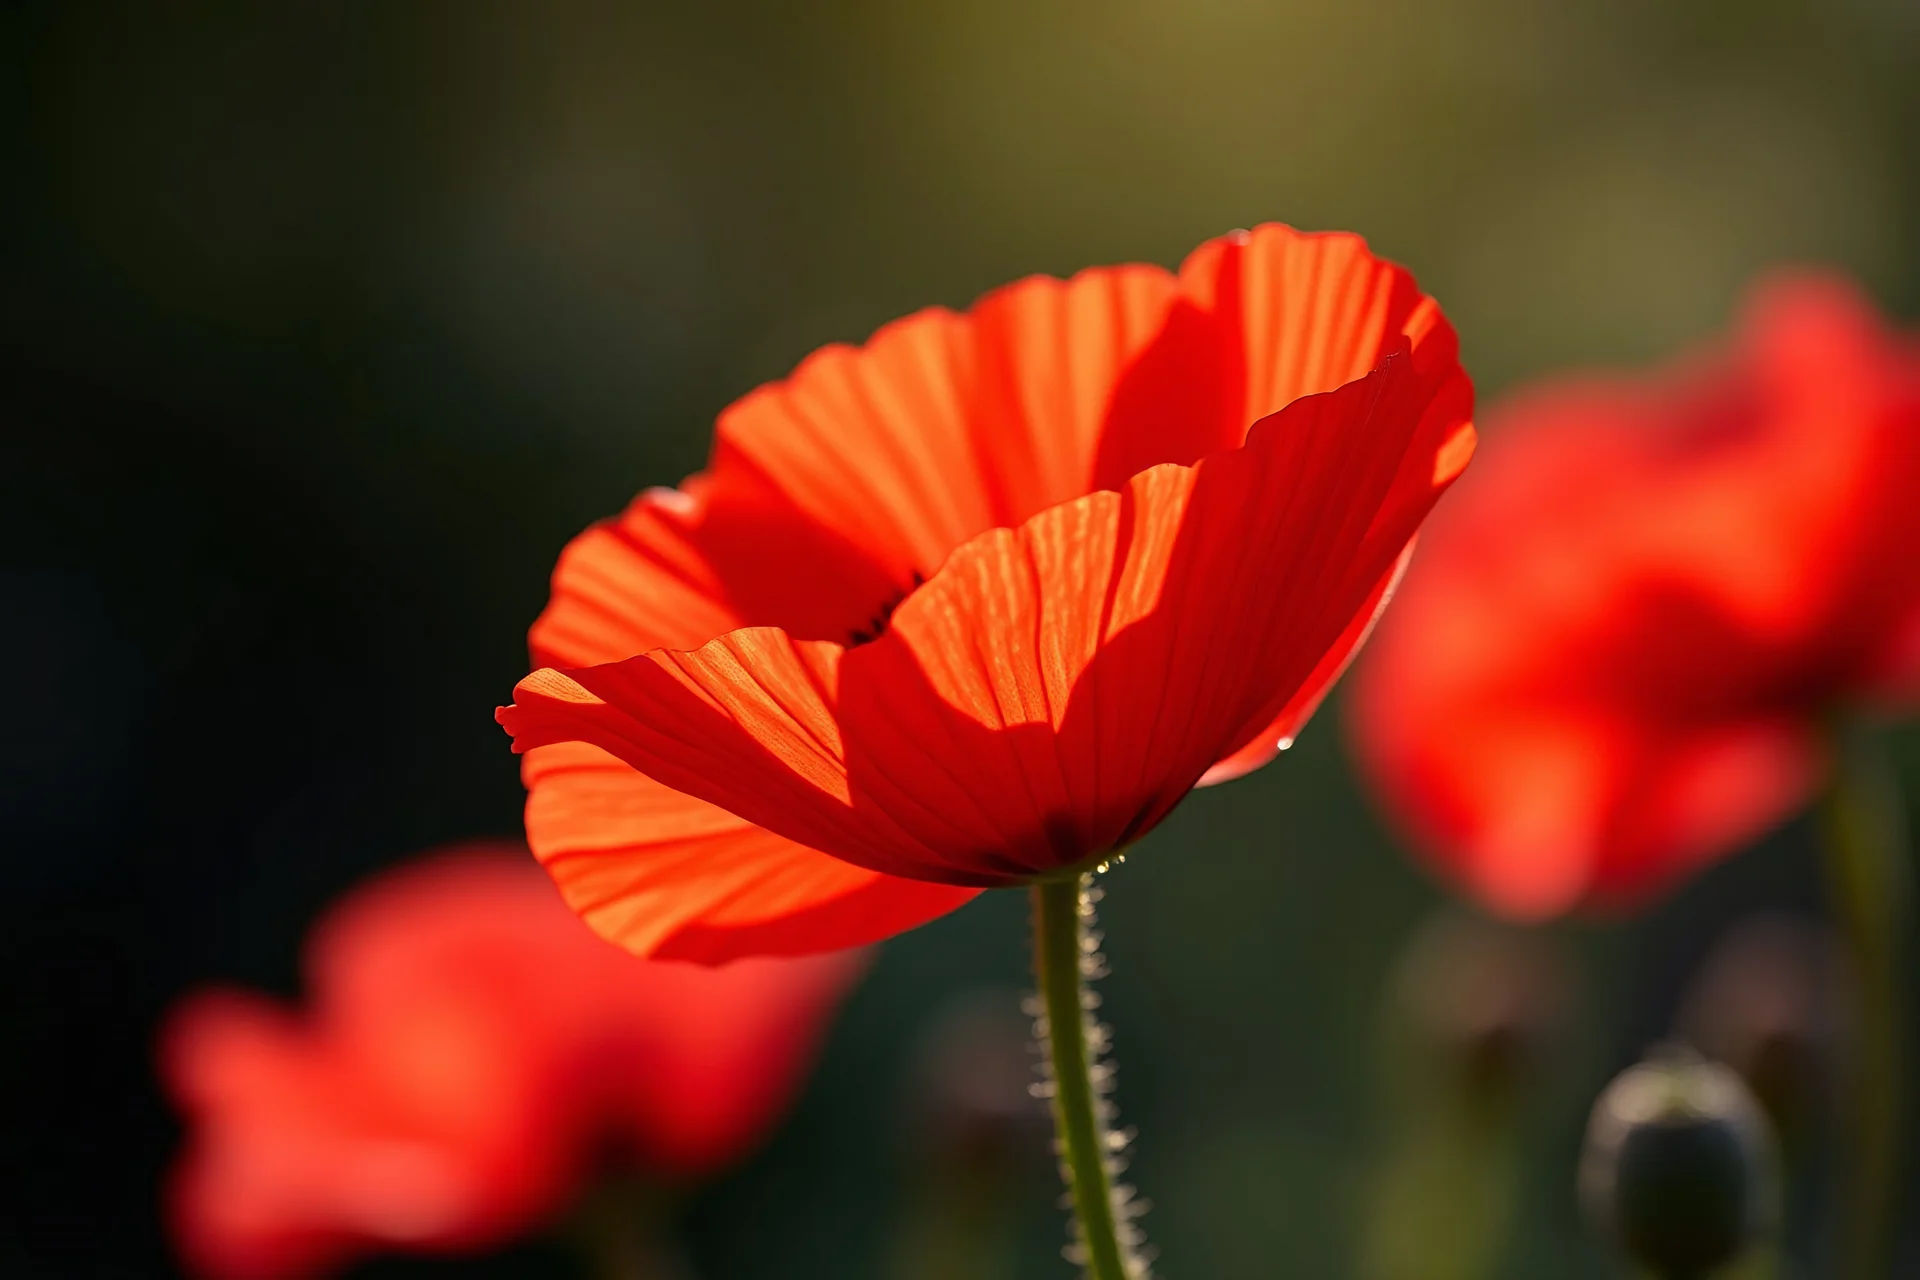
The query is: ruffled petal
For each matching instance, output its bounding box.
[529,485,738,667]
[525,486,968,961]
[1090,224,1453,487]
[708,225,1460,639]
[500,346,1473,887]
[709,264,1180,594]
[522,742,978,962]
[528,471,903,665]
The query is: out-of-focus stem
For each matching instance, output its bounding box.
[1818,718,1909,1280]
[1030,874,1141,1280]
[887,1167,1021,1280]
[889,992,1046,1280]
[1363,910,1563,1280]
[569,1180,694,1280]
[1360,1105,1520,1280]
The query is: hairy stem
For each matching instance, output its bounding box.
[1030,874,1144,1280]
[1819,718,1910,1280]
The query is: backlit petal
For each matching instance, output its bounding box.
[710,225,1458,627]
[525,488,969,961]
[523,742,977,962]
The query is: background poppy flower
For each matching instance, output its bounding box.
[1347,272,1920,919]
[160,846,862,1280]
[499,223,1476,963]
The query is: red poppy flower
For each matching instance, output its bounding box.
[1348,273,1920,919]
[497,224,1476,962]
[161,846,861,1280]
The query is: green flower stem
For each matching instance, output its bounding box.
[1819,719,1910,1280]
[1031,874,1140,1280]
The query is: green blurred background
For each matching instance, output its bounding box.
[6,2,1918,1276]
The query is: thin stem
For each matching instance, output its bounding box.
[1030,874,1143,1280]
[1818,718,1910,1280]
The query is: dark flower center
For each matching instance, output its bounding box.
[847,571,926,647]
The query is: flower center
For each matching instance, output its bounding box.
[846,571,926,647]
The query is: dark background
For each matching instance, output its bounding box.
[6,2,1919,1276]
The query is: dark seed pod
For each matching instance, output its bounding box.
[1580,1048,1776,1278]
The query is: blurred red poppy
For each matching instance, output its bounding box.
[161,846,862,1280]
[497,224,1476,962]
[1349,273,1920,919]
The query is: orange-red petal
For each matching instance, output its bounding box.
[525,487,972,961]
[501,347,1473,887]
[522,742,978,962]
[707,265,1176,590]
[704,224,1463,659]
[1196,543,1414,785]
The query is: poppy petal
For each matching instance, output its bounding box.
[525,475,971,961]
[1197,543,1415,785]
[522,742,978,963]
[529,484,741,668]
[709,225,1458,622]
[500,347,1473,888]
[530,468,906,662]
[1379,711,1822,922]
[709,265,1181,591]
[1089,225,1453,488]
[1591,717,1822,909]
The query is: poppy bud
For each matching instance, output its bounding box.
[907,990,1054,1180]
[1676,914,1842,1140]
[890,992,1054,1280]
[1581,1048,1776,1278]
[1388,910,1568,1107]
[1362,912,1569,1280]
